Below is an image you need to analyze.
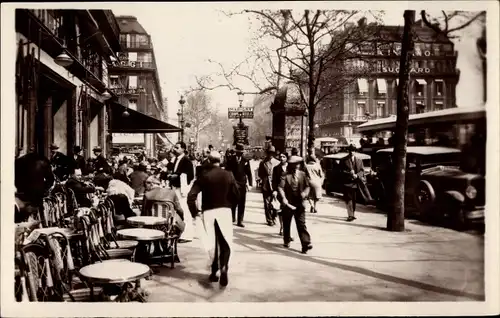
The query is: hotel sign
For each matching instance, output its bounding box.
[382,67,431,74]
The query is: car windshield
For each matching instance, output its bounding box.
[420,153,460,168]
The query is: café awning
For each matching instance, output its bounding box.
[109,102,182,133]
[376,79,387,94]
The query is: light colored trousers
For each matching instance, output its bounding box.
[197,207,233,269]
[175,187,195,240]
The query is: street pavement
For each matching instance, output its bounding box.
[142,189,484,302]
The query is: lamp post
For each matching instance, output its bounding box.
[237,91,244,124]
[178,95,185,142]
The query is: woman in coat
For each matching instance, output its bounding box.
[304,155,324,214]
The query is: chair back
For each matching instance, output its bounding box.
[42,232,75,299]
[151,201,176,236]
[21,242,60,301]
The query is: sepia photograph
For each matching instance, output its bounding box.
[1,1,498,317]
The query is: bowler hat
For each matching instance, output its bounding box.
[73,145,82,153]
[93,146,102,152]
[235,143,245,152]
[208,151,221,162]
[50,144,59,150]
[267,146,276,153]
[288,155,303,164]
[347,144,356,151]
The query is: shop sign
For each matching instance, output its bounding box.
[382,67,431,73]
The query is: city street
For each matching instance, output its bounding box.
[143,189,484,302]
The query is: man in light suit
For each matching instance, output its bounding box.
[339,144,365,222]
[169,141,195,242]
[278,155,313,254]
[225,143,253,227]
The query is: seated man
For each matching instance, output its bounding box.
[66,168,99,208]
[142,175,185,237]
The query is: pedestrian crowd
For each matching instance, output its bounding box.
[15,140,369,289]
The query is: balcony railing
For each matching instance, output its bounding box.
[335,114,369,122]
[111,60,155,69]
[120,40,151,49]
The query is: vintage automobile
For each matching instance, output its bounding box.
[372,146,485,230]
[322,152,376,203]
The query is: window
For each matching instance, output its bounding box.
[110,75,119,88]
[128,99,137,111]
[414,43,422,56]
[435,101,444,110]
[433,45,441,56]
[138,53,152,63]
[357,102,366,117]
[415,79,426,96]
[416,101,425,114]
[129,76,137,89]
[435,79,444,96]
[377,102,385,117]
[128,52,137,62]
[376,79,387,95]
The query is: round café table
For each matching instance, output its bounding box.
[117,228,168,268]
[127,216,168,228]
[79,261,151,302]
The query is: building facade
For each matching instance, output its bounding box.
[315,20,460,141]
[15,9,122,159]
[108,15,166,157]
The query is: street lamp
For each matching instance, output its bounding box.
[178,95,185,142]
[54,49,73,67]
[237,91,244,124]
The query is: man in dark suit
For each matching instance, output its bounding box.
[65,168,97,208]
[258,146,280,226]
[71,146,87,175]
[225,144,253,227]
[170,141,195,241]
[92,146,112,174]
[50,144,71,181]
[339,144,365,222]
[187,151,240,287]
[278,155,313,254]
[272,151,289,235]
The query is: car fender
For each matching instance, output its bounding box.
[419,180,436,202]
[443,190,465,203]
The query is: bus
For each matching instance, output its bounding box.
[356,106,486,175]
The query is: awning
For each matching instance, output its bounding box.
[357,78,369,93]
[376,79,387,94]
[156,132,174,146]
[416,79,427,85]
[109,102,182,133]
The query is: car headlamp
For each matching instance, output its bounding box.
[466,185,477,199]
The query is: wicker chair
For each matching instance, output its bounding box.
[147,201,179,269]
[96,201,138,251]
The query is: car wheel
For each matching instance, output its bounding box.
[416,180,435,219]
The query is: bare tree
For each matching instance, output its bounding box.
[183,90,214,149]
[387,10,416,232]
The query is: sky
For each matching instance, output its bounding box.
[110,3,486,124]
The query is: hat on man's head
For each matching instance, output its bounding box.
[73,145,82,153]
[50,144,59,150]
[347,144,356,152]
[235,143,245,152]
[288,155,303,164]
[267,146,276,154]
[208,150,221,163]
[93,146,102,152]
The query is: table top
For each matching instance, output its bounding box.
[117,228,165,241]
[127,216,167,226]
[79,261,150,284]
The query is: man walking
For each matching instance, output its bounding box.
[339,144,365,222]
[170,141,195,242]
[187,151,239,287]
[258,146,280,226]
[277,155,313,254]
[226,143,253,227]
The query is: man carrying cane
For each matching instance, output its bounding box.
[187,151,240,287]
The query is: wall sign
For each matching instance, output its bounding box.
[382,67,431,73]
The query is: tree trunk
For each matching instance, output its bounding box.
[307,107,316,152]
[387,10,415,232]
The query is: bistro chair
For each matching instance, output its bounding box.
[43,232,105,302]
[148,201,179,269]
[97,202,139,251]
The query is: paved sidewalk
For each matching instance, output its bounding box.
[142,189,484,302]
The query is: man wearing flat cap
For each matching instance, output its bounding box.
[277,155,313,254]
[339,144,365,222]
[258,145,280,226]
[187,151,240,287]
[225,143,253,227]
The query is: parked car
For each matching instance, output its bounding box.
[322,152,376,203]
[371,146,485,230]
